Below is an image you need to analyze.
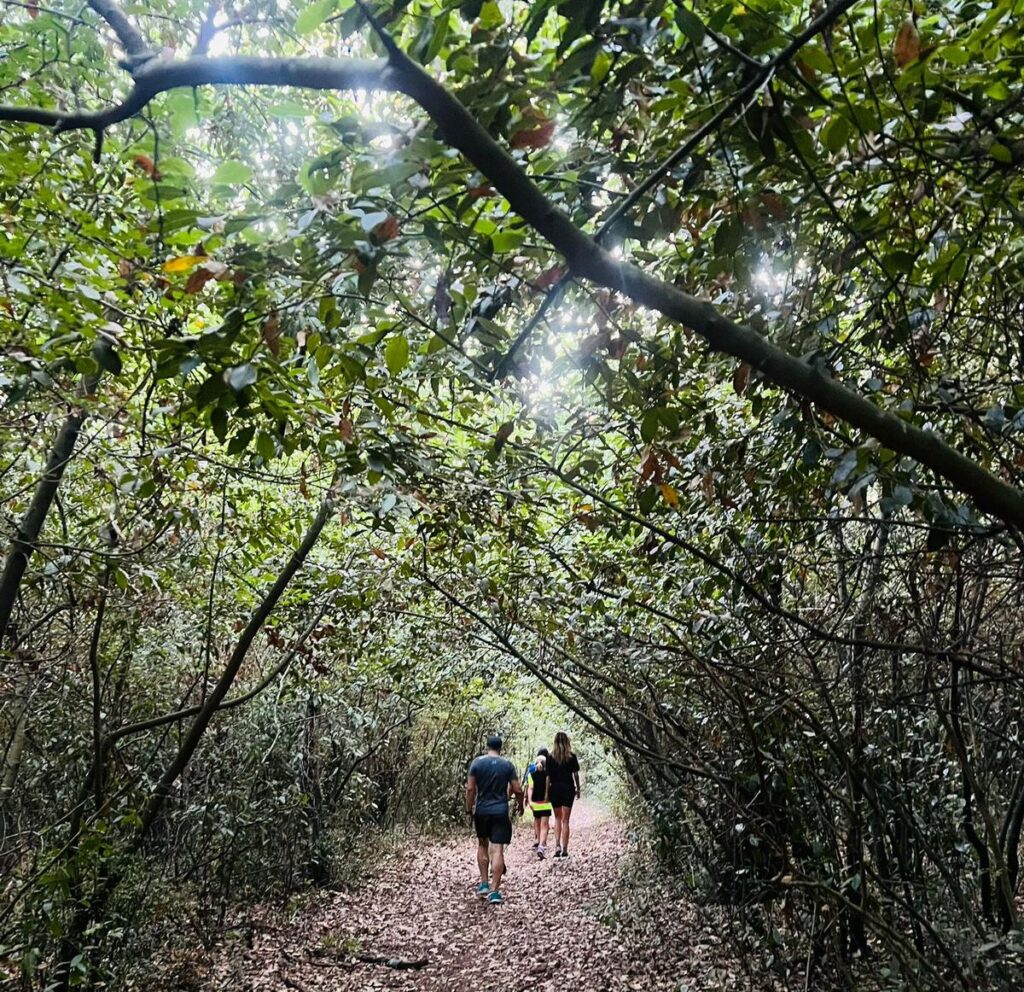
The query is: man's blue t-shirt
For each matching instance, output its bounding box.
[469,754,518,815]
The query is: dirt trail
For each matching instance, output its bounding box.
[204,802,755,992]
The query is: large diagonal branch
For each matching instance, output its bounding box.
[86,0,152,60]
[2,49,1024,528]
[137,467,340,834]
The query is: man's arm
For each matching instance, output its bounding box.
[466,774,477,816]
[509,776,524,816]
[526,775,534,808]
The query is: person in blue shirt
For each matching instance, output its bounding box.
[465,735,524,905]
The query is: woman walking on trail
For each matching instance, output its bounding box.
[526,750,552,857]
[547,732,581,858]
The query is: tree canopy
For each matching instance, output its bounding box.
[3,0,1024,989]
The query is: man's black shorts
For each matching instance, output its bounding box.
[474,812,513,844]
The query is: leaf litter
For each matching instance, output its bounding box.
[198,803,773,992]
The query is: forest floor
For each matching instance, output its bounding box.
[199,802,768,992]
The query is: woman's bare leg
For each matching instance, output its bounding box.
[553,807,565,851]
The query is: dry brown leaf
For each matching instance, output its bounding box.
[261,313,282,356]
[184,267,215,294]
[893,18,920,68]
[511,116,555,150]
[732,361,752,395]
[639,449,660,484]
[535,265,566,290]
[372,214,400,243]
[133,153,161,179]
[493,421,514,453]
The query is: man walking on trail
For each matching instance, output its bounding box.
[466,735,523,905]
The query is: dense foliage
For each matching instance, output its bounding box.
[3,0,1024,989]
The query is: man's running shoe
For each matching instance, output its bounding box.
[476,882,490,898]
[537,846,546,859]
[488,890,504,905]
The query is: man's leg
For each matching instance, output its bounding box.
[489,842,506,892]
[538,815,550,851]
[477,837,491,883]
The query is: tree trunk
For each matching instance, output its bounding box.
[0,373,99,652]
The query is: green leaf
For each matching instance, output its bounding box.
[357,265,377,299]
[295,0,335,35]
[637,485,659,514]
[821,116,851,153]
[490,230,524,253]
[385,335,410,376]
[196,374,226,407]
[92,338,123,376]
[478,0,503,29]
[423,11,450,63]
[713,216,743,256]
[674,5,705,46]
[212,160,253,185]
[990,142,1014,164]
[801,440,821,468]
[225,363,258,391]
[350,162,420,194]
[210,407,228,442]
[892,484,913,506]
[256,431,276,462]
[227,425,255,454]
[640,409,660,444]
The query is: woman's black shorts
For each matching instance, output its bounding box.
[474,812,513,844]
[550,785,576,809]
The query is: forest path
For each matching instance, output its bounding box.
[205,802,752,992]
